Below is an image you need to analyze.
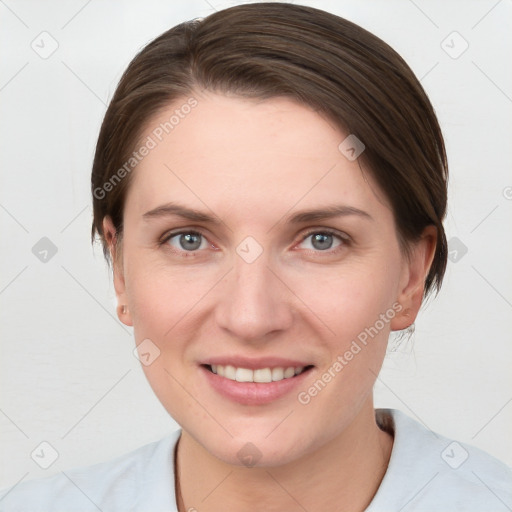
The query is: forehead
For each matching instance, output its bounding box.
[125,92,391,222]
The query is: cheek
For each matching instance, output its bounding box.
[291,268,399,429]
[287,256,401,346]
[126,259,214,340]
[125,263,211,421]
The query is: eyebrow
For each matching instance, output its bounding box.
[142,202,373,225]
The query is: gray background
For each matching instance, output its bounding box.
[1,0,511,489]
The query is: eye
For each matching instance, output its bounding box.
[297,229,348,252]
[160,228,349,256]
[162,230,210,253]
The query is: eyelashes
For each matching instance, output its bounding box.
[159,227,351,258]
[299,228,349,252]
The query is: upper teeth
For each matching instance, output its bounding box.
[211,365,305,383]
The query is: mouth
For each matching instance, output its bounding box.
[203,364,314,383]
[199,362,315,405]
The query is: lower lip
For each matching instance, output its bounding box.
[200,365,314,405]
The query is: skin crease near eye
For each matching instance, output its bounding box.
[104,91,436,512]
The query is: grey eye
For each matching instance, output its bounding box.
[300,232,342,251]
[311,233,334,250]
[167,232,206,251]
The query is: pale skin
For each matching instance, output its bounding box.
[103,91,436,512]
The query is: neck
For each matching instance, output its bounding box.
[175,400,393,512]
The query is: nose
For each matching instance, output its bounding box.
[214,249,294,342]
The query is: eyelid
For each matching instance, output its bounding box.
[294,227,351,255]
[159,227,210,245]
[298,227,351,243]
[160,226,350,246]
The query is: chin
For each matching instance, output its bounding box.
[193,424,318,469]
[214,441,304,469]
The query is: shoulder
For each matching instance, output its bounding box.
[0,430,181,512]
[368,409,512,512]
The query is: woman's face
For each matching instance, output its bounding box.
[108,91,431,467]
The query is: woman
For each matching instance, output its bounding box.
[1,3,510,511]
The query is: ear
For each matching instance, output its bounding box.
[103,216,133,327]
[391,225,437,331]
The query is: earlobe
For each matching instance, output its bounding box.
[116,304,133,327]
[391,226,437,331]
[102,216,133,327]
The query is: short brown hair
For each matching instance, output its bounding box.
[91,2,448,298]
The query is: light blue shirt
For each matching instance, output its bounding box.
[1,409,511,511]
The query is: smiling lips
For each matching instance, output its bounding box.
[200,356,314,404]
[201,360,314,405]
[208,364,308,383]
